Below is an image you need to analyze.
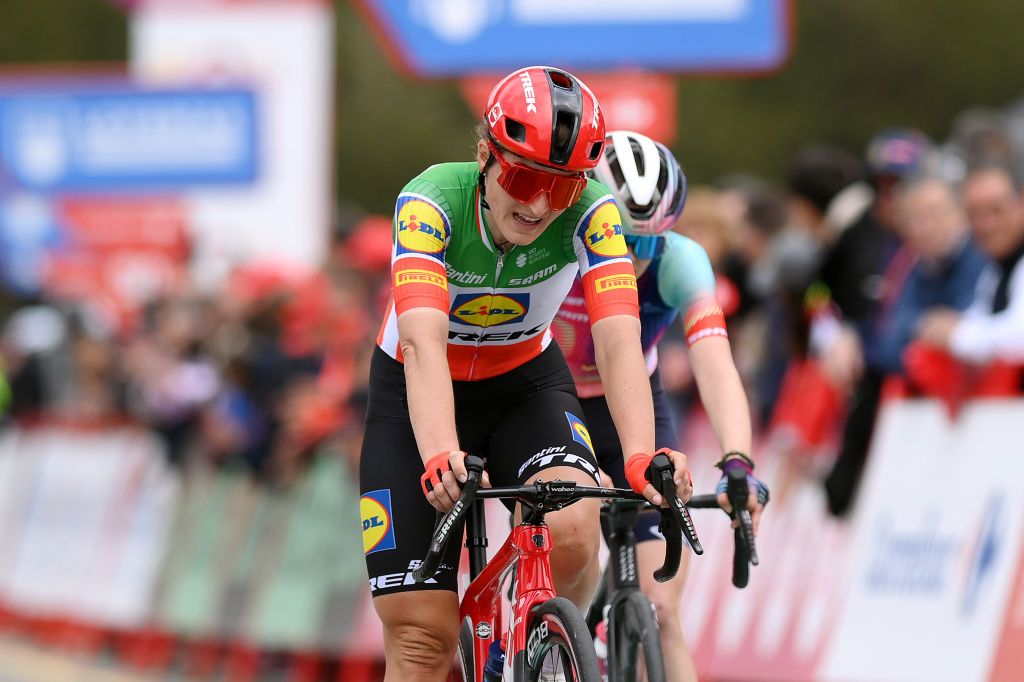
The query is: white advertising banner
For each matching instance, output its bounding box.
[130,0,334,285]
[0,425,179,627]
[820,400,1024,682]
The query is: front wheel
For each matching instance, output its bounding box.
[607,591,666,682]
[450,617,474,682]
[523,597,601,682]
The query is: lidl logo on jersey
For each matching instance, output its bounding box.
[451,292,529,327]
[565,412,595,455]
[361,489,397,555]
[581,200,628,262]
[395,195,449,257]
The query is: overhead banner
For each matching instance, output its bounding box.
[0,86,259,192]
[357,0,791,76]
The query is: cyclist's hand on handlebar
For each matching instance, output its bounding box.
[625,447,693,507]
[715,455,769,535]
[421,450,490,512]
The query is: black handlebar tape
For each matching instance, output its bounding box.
[649,454,704,556]
[725,467,759,567]
[724,468,753,588]
[412,456,485,582]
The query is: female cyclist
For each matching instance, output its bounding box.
[358,68,693,681]
[553,131,770,682]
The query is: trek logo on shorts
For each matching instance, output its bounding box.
[395,194,449,259]
[450,292,529,327]
[361,489,397,555]
[565,412,595,455]
[580,199,628,265]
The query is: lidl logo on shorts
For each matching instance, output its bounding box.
[582,200,627,262]
[396,195,449,257]
[565,412,595,455]
[361,489,397,555]
[451,292,529,327]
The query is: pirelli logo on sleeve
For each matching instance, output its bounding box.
[395,268,447,289]
[595,273,637,293]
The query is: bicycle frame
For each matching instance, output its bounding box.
[459,498,557,680]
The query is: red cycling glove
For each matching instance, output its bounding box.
[625,448,692,496]
[421,451,463,498]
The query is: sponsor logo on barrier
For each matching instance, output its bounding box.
[396,197,448,254]
[866,514,958,593]
[583,201,627,259]
[961,494,1005,615]
[595,273,637,293]
[396,268,447,289]
[361,489,397,555]
[451,293,529,327]
[565,412,595,455]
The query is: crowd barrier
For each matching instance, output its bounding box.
[0,395,1022,681]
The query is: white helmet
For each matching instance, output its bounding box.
[591,130,687,236]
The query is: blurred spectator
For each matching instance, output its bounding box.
[917,164,1024,363]
[869,177,986,375]
[808,129,935,516]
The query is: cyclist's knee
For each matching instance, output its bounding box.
[375,593,459,674]
[549,502,601,569]
[385,617,458,673]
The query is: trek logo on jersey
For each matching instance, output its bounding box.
[361,489,397,555]
[395,195,449,256]
[395,268,447,289]
[565,412,595,455]
[595,273,637,293]
[450,292,529,327]
[581,200,628,262]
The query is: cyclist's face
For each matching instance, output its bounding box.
[476,139,571,247]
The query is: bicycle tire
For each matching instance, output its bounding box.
[522,597,601,682]
[450,617,475,682]
[607,591,666,682]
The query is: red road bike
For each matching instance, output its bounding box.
[413,453,701,681]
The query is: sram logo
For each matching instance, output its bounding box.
[519,70,538,113]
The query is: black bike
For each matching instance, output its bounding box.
[586,467,759,681]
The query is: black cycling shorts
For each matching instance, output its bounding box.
[360,344,600,597]
[581,369,678,544]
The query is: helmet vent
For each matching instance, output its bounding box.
[588,141,604,162]
[504,118,527,143]
[548,70,573,90]
[550,111,578,165]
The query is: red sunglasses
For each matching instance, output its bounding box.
[486,139,588,210]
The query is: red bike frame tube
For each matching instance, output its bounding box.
[459,523,556,680]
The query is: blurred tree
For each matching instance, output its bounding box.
[3,1,1024,215]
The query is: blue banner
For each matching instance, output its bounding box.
[360,0,790,76]
[0,86,260,192]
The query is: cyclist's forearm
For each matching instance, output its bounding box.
[688,336,752,457]
[398,312,460,462]
[592,315,655,457]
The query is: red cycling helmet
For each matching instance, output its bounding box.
[484,66,606,172]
